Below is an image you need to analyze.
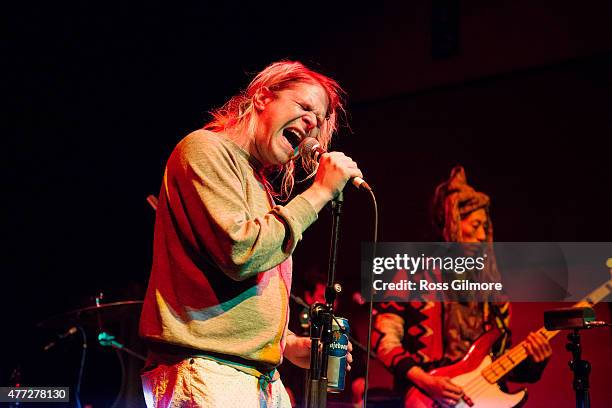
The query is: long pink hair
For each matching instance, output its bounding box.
[205,60,346,199]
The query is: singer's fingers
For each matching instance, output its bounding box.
[352,167,364,177]
[322,151,357,162]
[303,148,367,209]
[319,151,350,163]
[319,153,362,177]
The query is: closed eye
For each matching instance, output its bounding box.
[297,102,325,128]
[298,102,313,112]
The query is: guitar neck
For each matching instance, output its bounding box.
[482,276,612,383]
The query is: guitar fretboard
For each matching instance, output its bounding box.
[482,276,612,383]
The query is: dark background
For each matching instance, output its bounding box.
[3,1,612,407]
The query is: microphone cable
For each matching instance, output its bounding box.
[362,187,378,408]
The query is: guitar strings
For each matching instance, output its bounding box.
[461,326,557,397]
[460,346,529,398]
[462,346,528,394]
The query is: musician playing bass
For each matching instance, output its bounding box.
[372,166,552,408]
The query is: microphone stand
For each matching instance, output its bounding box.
[546,306,612,408]
[305,192,344,408]
[565,321,611,408]
[566,329,590,408]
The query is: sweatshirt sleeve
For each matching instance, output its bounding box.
[163,133,318,281]
[372,306,419,382]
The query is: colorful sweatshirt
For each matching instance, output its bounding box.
[139,130,318,375]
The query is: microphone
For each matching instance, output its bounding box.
[43,326,78,351]
[298,137,371,191]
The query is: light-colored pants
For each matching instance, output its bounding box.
[141,357,292,408]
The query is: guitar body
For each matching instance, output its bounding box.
[405,328,527,408]
[403,275,612,407]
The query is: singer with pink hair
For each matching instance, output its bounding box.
[139,60,360,407]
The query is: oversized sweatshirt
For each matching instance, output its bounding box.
[139,129,318,375]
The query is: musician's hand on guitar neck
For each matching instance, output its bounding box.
[524,331,553,363]
[408,367,463,407]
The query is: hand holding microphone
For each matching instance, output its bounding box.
[299,137,371,192]
[299,137,370,211]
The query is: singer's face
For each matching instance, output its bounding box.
[251,82,329,166]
